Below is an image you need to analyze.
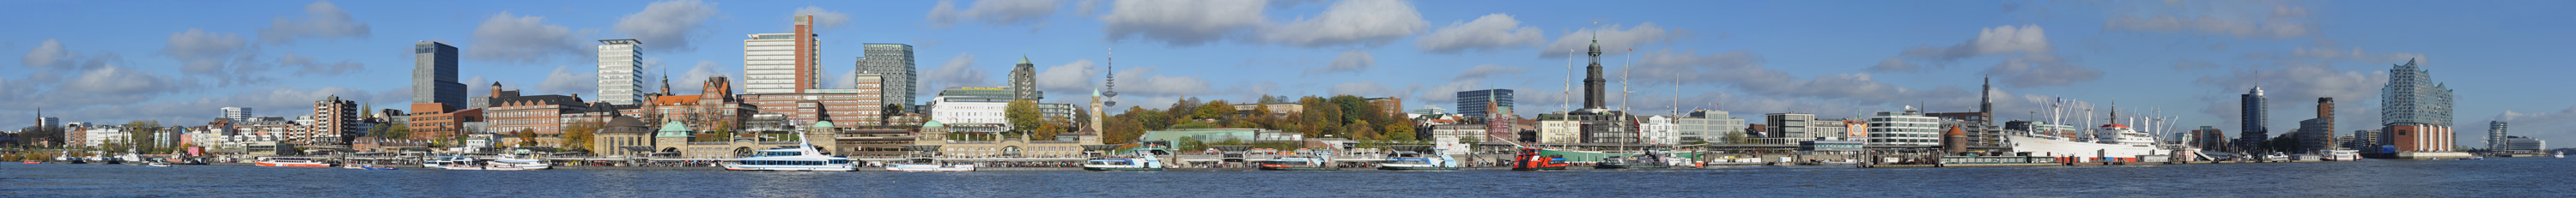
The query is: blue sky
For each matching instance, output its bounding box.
[3,0,2572,147]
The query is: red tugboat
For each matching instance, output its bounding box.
[1511,148,1571,171]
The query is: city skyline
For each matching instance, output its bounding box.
[3,0,2574,147]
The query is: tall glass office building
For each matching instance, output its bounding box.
[596,39,643,105]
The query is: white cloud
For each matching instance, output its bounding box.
[1899,25,2050,62]
[1036,59,1098,93]
[465,12,589,63]
[1624,49,1978,107]
[1419,80,1485,103]
[1540,22,1679,57]
[1868,57,1918,72]
[1110,67,1214,97]
[1984,54,2101,87]
[1259,0,1426,47]
[793,6,851,32]
[1098,0,1267,46]
[279,51,362,75]
[9,87,392,127]
[675,61,733,93]
[1451,64,1523,81]
[1073,0,1101,16]
[165,28,252,74]
[1416,14,1543,53]
[613,0,720,52]
[258,0,370,45]
[1309,50,1373,75]
[921,53,991,90]
[537,65,598,95]
[2172,59,2221,70]
[22,39,68,68]
[927,0,1063,27]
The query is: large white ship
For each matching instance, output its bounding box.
[2008,123,2169,159]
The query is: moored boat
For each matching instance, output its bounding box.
[1594,154,1674,169]
[489,153,551,170]
[254,157,332,167]
[1510,148,1570,171]
[1376,150,1459,171]
[719,135,856,171]
[886,163,976,171]
[2005,123,2171,162]
[1084,148,1167,171]
[147,163,172,167]
[1257,157,1339,171]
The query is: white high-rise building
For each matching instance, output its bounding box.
[221,107,252,122]
[1864,108,1941,146]
[597,39,644,105]
[743,15,820,94]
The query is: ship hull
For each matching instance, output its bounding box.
[2006,135,2167,159]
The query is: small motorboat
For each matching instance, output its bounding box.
[21,160,39,165]
[147,163,173,167]
[345,165,398,170]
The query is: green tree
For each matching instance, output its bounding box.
[368,123,391,139]
[1382,119,1417,141]
[386,123,411,140]
[1725,131,1755,144]
[1005,99,1042,135]
[514,129,538,147]
[1193,99,1235,120]
[1133,106,1174,130]
[562,120,604,152]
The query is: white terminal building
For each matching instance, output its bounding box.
[1864,107,1941,146]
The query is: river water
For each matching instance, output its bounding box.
[5,158,2571,197]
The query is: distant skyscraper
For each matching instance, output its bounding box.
[221,107,252,122]
[2239,87,2269,151]
[1456,89,1515,117]
[860,43,917,107]
[743,15,819,94]
[597,39,644,105]
[413,41,465,111]
[2487,121,2508,150]
[2379,59,2457,153]
[313,95,360,143]
[1009,57,1041,101]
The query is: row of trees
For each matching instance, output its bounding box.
[1095,95,1420,146]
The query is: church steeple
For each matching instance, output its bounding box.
[1581,23,1607,110]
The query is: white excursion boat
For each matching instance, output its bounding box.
[254,157,333,167]
[1084,148,1167,171]
[1376,150,1461,171]
[489,153,550,170]
[720,134,857,171]
[2007,123,2170,162]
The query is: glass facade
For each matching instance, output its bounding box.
[1455,89,1514,117]
[597,39,643,105]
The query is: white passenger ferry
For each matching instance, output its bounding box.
[720,135,856,171]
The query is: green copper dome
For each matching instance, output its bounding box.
[922,120,945,128]
[655,121,691,138]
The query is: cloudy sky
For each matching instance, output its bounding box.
[3,0,2573,147]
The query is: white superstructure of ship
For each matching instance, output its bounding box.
[2006,99,2176,160]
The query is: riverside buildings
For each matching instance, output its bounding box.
[2377,59,2463,158]
[931,87,1012,132]
[415,41,467,112]
[309,95,361,144]
[1456,89,1514,117]
[1675,110,1746,143]
[483,82,589,147]
[597,39,645,105]
[2293,98,2337,152]
[221,107,252,123]
[860,44,917,110]
[2487,121,2508,150]
[742,15,820,94]
[1864,108,1941,147]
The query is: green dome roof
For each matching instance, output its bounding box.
[812,120,835,129]
[922,120,945,128]
[655,121,691,138]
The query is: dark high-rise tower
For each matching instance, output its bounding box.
[413,41,465,112]
[1582,33,1606,110]
[2239,87,2268,152]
